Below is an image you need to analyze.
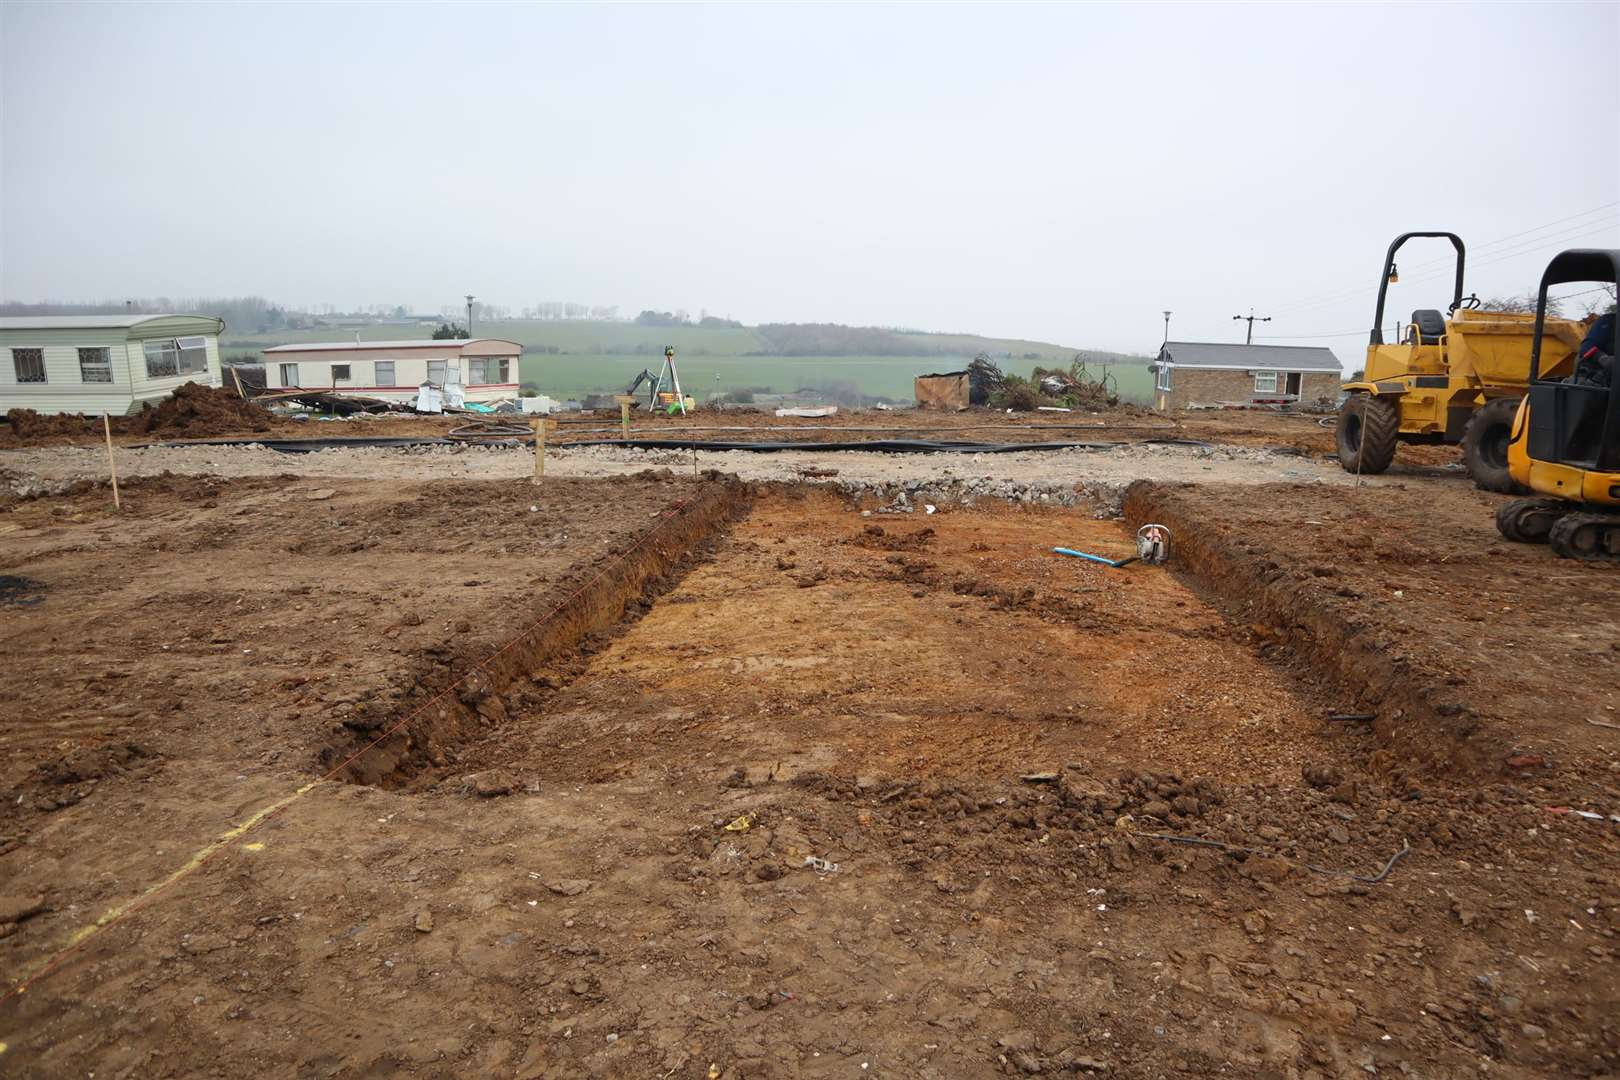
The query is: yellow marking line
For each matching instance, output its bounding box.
[4,782,317,1000]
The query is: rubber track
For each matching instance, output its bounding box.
[1548,513,1620,561]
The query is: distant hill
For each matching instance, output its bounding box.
[219,318,1149,367]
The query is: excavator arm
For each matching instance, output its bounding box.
[624,368,660,408]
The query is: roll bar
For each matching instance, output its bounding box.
[1370,232,1466,346]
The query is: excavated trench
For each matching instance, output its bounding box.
[316,475,752,787]
[1122,480,1498,779]
[319,473,1492,794]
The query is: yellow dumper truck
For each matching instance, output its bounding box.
[1335,231,1585,491]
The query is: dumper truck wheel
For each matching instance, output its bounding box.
[1462,397,1529,494]
[1335,394,1398,475]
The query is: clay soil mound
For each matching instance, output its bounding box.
[5,382,273,443]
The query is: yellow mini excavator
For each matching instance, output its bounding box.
[1335,232,1586,491]
[1494,248,1620,561]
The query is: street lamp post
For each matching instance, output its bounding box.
[465,294,476,337]
[1161,310,1172,346]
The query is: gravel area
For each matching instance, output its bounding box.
[0,439,1448,506]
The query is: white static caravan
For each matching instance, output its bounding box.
[260,338,522,404]
[0,314,225,415]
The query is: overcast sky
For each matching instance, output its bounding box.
[2,2,1616,361]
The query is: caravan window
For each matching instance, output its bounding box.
[12,348,46,384]
[176,336,209,375]
[470,358,509,384]
[375,361,396,386]
[79,347,113,383]
[144,337,209,378]
[144,339,179,377]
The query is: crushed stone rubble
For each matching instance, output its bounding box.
[0,438,1366,504]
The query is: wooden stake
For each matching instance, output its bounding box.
[102,413,121,511]
[621,400,631,440]
[229,365,247,399]
[533,416,546,478]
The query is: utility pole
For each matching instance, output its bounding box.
[1232,308,1272,344]
[1161,310,1172,346]
[465,294,476,337]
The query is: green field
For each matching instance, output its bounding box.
[514,353,1154,405]
[220,319,1154,404]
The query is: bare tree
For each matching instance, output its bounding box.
[1580,283,1618,319]
[1479,290,1564,318]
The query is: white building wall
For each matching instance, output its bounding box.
[262,349,518,402]
[265,354,441,393]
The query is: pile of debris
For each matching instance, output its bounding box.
[5,382,275,442]
[1033,364,1120,409]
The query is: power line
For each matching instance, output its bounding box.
[1551,285,1614,301]
[1267,203,1620,316]
[1269,218,1620,319]
[1384,221,1620,291]
[1390,202,1619,274]
[1254,329,1366,340]
[1258,286,1613,341]
[1270,203,1618,311]
[1270,215,1619,316]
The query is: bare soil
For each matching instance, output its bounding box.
[3,382,276,443]
[3,396,1461,469]
[1,473,1616,1079]
[1124,480,1620,784]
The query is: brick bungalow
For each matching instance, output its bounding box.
[1150,341,1343,411]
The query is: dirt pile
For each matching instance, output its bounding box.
[4,382,274,444]
[127,382,274,436]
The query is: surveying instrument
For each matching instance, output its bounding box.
[657,345,687,415]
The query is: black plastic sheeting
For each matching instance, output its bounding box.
[138,435,1215,455]
[134,436,455,453]
[566,437,1216,454]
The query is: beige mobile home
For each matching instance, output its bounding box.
[261,338,522,404]
[0,314,225,415]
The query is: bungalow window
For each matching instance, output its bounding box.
[79,347,113,383]
[374,361,396,386]
[331,364,352,383]
[470,358,509,384]
[1253,370,1279,394]
[13,348,46,384]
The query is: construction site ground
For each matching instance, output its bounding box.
[1,425,1616,1079]
[3,398,1453,458]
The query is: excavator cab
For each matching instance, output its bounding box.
[1495,248,1620,560]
